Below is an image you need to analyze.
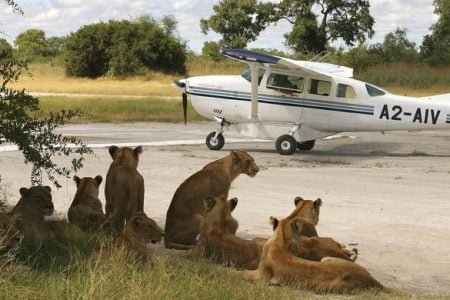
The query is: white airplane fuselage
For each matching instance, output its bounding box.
[183,72,450,143]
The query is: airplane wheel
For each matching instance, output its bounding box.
[297,140,315,151]
[275,134,297,155]
[206,132,225,150]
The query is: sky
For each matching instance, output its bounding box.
[0,0,439,54]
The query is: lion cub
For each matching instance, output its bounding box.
[165,151,259,250]
[114,212,165,264]
[247,215,384,293]
[68,175,106,231]
[104,146,145,234]
[195,196,262,270]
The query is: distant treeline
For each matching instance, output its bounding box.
[0,16,449,79]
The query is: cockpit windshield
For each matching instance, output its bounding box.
[241,68,265,85]
[366,84,386,97]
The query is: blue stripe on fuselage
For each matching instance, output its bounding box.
[188,86,374,115]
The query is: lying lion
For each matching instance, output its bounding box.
[164,151,259,250]
[195,196,262,270]
[68,175,106,231]
[290,196,357,261]
[114,212,164,264]
[246,213,384,293]
[104,146,145,234]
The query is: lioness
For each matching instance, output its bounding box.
[195,196,262,270]
[104,146,145,234]
[247,214,384,293]
[164,151,259,250]
[114,212,164,263]
[68,175,106,231]
[8,186,54,243]
[290,196,357,261]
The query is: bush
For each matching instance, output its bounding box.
[65,16,186,78]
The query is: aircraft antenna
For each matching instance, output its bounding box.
[310,51,326,62]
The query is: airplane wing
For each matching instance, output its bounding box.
[222,49,353,79]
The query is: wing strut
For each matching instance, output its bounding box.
[250,63,259,120]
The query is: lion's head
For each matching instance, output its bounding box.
[203,196,239,234]
[109,146,142,169]
[292,196,322,225]
[230,151,259,178]
[127,212,164,245]
[15,186,54,216]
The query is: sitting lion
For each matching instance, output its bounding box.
[292,196,321,237]
[0,212,23,254]
[104,146,145,234]
[246,215,384,293]
[165,151,259,250]
[195,196,262,270]
[68,175,106,231]
[114,212,164,264]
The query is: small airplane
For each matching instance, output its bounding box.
[173,49,450,155]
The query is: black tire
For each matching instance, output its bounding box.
[297,140,315,151]
[275,134,297,155]
[206,132,225,150]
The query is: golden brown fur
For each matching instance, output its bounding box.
[293,196,321,237]
[247,212,384,293]
[164,151,259,250]
[195,196,262,270]
[104,146,145,234]
[114,212,164,263]
[68,175,106,231]
[8,186,54,243]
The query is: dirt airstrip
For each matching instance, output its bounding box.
[1,123,449,295]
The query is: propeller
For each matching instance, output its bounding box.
[173,79,188,125]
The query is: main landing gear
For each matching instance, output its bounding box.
[206,132,225,150]
[275,135,315,155]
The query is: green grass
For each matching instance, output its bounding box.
[0,235,405,300]
[35,96,207,123]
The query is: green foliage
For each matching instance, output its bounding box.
[368,28,419,64]
[65,15,187,78]
[0,38,13,60]
[0,60,92,187]
[274,0,374,53]
[420,0,450,64]
[201,41,223,61]
[200,0,271,49]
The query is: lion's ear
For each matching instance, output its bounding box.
[109,146,119,159]
[74,176,81,186]
[19,187,29,197]
[294,196,304,207]
[134,146,143,157]
[314,198,322,208]
[204,197,216,212]
[230,151,240,163]
[228,197,238,212]
[290,219,304,238]
[94,175,103,186]
[269,216,279,231]
[44,186,52,193]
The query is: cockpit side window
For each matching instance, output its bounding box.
[241,69,265,85]
[366,84,386,97]
[336,83,356,98]
[308,79,331,96]
[267,73,304,93]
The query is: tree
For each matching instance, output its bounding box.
[0,38,13,60]
[201,41,222,61]
[14,29,49,60]
[1,0,91,187]
[200,0,271,49]
[420,0,450,64]
[273,0,374,53]
[370,28,418,63]
[65,15,186,78]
